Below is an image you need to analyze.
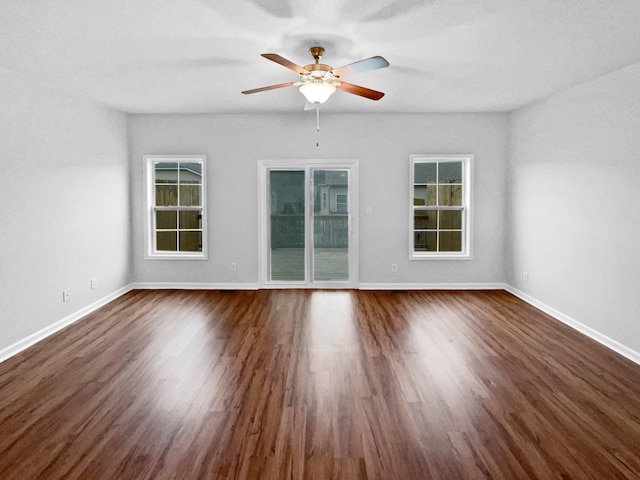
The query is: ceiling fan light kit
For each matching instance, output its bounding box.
[299,80,336,104]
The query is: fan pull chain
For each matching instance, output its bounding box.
[316,105,320,147]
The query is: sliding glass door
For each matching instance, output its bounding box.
[311,169,350,282]
[269,170,306,281]
[260,160,358,288]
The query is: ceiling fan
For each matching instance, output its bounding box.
[241,46,389,105]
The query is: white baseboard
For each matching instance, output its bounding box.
[132,282,505,291]
[0,284,133,365]
[359,282,508,290]
[506,286,640,366]
[130,282,260,290]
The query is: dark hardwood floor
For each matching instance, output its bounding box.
[1,289,640,479]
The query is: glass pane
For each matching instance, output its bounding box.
[179,163,202,184]
[439,185,462,206]
[439,231,462,252]
[414,162,437,184]
[439,210,462,229]
[415,185,437,206]
[179,210,201,229]
[336,194,348,213]
[155,185,178,206]
[313,169,348,282]
[414,231,437,252]
[414,210,437,229]
[155,163,179,183]
[156,210,177,229]
[270,170,305,281]
[179,231,202,252]
[426,185,437,206]
[439,162,462,183]
[156,231,177,251]
[180,185,201,206]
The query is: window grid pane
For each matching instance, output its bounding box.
[156,210,177,229]
[179,231,203,252]
[412,158,467,255]
[180,185,202,206]
[150,158,205,256]
[155,185,178,206]
[438,185,462,206]
[179,163,203,184]
[155,163,179,183]
[438,162,462,183]
[414,162,437,184]
[156,231,177,251]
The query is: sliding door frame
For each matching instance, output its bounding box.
[258,159,359,289]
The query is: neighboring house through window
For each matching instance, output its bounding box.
[336,194,348,213]
[410,154,473,259]
[145,155,207,259]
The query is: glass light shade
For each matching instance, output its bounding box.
[299,82,337,104]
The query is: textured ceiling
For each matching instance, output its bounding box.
[1,0,640,114]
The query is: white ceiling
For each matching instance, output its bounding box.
[2,0,640,114]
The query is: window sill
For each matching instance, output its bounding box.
[410,253,472,261]
[145,252,207,261]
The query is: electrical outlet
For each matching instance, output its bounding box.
[523,271,529,282]
[90,278,97,290]
[230,262,237,272]
[391,263,398,273]
[62,289,70,303]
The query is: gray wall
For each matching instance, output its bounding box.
[128,113,509,287]
[0,68,131,354]
[5,62,639,362]
[508,63,640,354]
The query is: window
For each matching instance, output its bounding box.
[410,154,472,259]
[145,156,207,259]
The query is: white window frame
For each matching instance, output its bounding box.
[144,155,207,260]
[409,154,473,260]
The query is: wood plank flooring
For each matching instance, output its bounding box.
[1,289,640,479]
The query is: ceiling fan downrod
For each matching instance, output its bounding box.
[309,46,324,64]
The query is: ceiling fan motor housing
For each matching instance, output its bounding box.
[303,47,338,83]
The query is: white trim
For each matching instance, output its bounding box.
[130,282,260,290]
[506,286,640,366]
[359,282,507,290]
[0,285,133,365]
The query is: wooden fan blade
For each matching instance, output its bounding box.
[261,53,310,75]
[332,56,389,78]
[241,82,297,95]
[337,81,385,100]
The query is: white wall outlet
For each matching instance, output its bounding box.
[230,262,237,272]
[62,289,70,303]
[391,263,398,273]
[523,271,529,282]
[90,278,97,290]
